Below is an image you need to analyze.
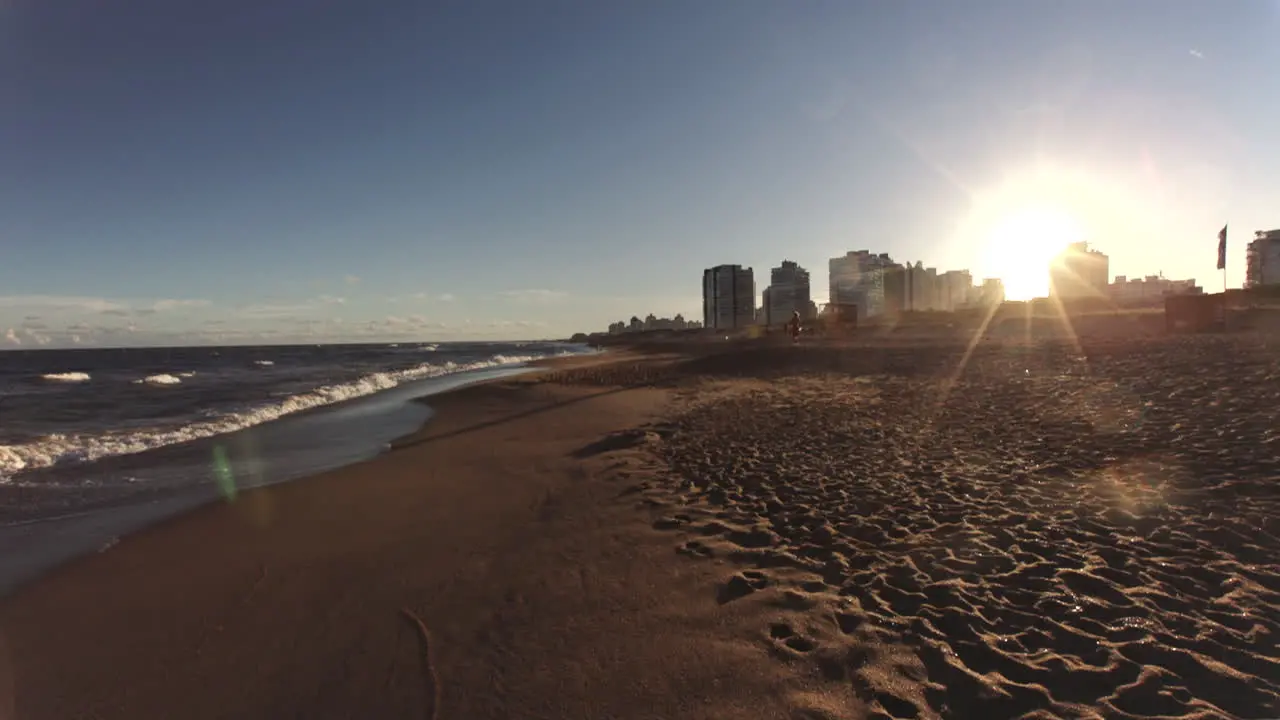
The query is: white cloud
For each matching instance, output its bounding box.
[344,275,362,286]
[3,328,19,345]
[499,289,567,304]
[237,295,344,319]
[405,292,456,303]
[151,299,211,312]
[0,295,129,313]
[0,295,211,316]
[488,319,546,328]
[1189,49,1204,59]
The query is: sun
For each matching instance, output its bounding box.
[978,205,1085,301]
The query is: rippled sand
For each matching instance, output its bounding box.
[601,335,1280,719]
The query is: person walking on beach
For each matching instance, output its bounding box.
[789,310,801,343]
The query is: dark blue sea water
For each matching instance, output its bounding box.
[0,341,584,522]
[0,341,592,593]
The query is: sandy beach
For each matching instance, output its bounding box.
[3,334,1279,718]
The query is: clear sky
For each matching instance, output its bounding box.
[4,0,1279,347]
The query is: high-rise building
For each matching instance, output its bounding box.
[1050,242,1110,299]
[882,264,908,317]
[829,250,894,319]
[938,269,975,311]
[702,264,756,330]
[1246,230,1280,288]
[979,278,1006,306]
[905,262,940,311]
[763,260,813,326]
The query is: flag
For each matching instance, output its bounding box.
[1216,224,1227,270]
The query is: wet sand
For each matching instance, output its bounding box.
[3,335,1279,719]
[0,351,803,719]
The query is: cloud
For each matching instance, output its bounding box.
[1189,49,1204,59]
[344,275,361,286]
[3,328,19,345]
[405,292,456,303]
[0,295,129,314]
[237,295,345,319]
[151,299,211,312]
[499,289,567,304]
[487,319,547,328]
[21,319,47,330]
[0,295,211,317]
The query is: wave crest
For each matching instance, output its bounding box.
[0,352,557,479]
[133,374,182,386]
[40,372,91,383]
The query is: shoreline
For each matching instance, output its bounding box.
[1,346,807,719]
[0,358,580,597]
[4,336,1276,718]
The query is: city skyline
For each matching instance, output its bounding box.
[5,1,1280,348]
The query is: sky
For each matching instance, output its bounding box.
[3,0,1280,348]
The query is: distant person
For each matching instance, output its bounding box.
[790,310,801,343]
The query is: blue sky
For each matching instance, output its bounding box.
[4,0,1279,347]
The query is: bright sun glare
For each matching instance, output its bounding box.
[979,205,1085,301]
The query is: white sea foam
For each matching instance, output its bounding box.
[133,374,182,386]
[253,360,274,366]
[178,371,197,378]
[0,352,557,479]
[40,372,91,383]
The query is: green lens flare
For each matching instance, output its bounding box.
[212,445,237,502]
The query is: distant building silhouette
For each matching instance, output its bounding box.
[1050,242,1110,299]
[830,250,894,319]
[606,314,700,334]
[1246,230,1280,288]
[763,260,815,326]
[979,278,1006,306]
[1109,274,1200,303]
[702,264,755,330]
[938,269,974,311]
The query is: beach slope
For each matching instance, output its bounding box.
[0,358,818,719]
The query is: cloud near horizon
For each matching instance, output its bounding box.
[0,295,212,316]
[499,289,567,304]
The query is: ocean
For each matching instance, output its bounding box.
[0,341,585,524]
[0,340,590,592]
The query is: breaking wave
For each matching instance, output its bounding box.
[40,372,91,383]
[0,352,550,479]
[133,374,183,386]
